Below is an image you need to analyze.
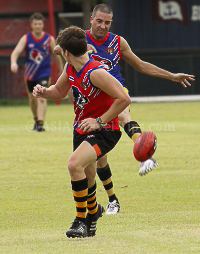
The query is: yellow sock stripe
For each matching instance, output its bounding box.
[88,206,98,214]
[76,212,86,218]
[132,133,141,143]
[102,177,112,186]
[129,126,141,131]
[87,202,96,208]
[72,189,88,197]
[75,201,87,208]
[87,196,95,202]
[107,188,115,197]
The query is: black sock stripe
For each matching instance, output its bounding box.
[97,164,112,181]
[77,207,87,213]
[124,121,142,138]
[87,197,96,205]
[71,178,88,191]
[74,196,88,202]
[88,182,96,195]
[104,182,113,191]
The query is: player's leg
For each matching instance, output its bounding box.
[37,97,46,131]
[25,79,38,130]
[36,77,50,131]
[119,106,158,176]
[66,140,97,238]
[85,162,104,237]
[97,155,120,215]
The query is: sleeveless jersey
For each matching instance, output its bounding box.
[25,32,51,81]
[66,59,120,134]
[86,30,125,87]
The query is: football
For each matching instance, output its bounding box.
[134,131,157,162]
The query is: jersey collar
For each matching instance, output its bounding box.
[87,30,110,45]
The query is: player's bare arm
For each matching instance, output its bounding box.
[33,63,70,100]
[10,35,26,73]
[50,36,63,75]
[120,37,195,87]
[79,68,131,132]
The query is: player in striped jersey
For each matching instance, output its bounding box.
[88,4,194,214]
[32,26,131,238]
[11,12,63,131]
[54,4,194,215]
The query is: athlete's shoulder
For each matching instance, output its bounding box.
[87,59,104,70]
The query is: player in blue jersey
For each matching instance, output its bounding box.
[54,4,194,215]
[11,12,63,131]
[85,4,194,215]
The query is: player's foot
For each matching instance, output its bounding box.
[66,218,87,238]
[37,124,45,132]
[139,157,158,176]
[33,122,37,131]
[105,200,120,215]
[86,203,105,237]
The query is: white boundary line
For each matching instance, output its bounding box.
[130,95,200,103]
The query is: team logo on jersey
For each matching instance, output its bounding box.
[72,85,89,109]
[28,43,34,48]
[105,47,114,54]
[42,44,48,50]
[91,54,112,71]
[82,81,89,89]
[30,49,44,65]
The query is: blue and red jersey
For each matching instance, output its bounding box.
[85,30,125,87]
[25,32,51,81]
[66,59,120,134]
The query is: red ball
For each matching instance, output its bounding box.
[134,131,157,162]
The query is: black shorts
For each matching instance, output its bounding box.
[26,76,50,93]
[73,128,122,160]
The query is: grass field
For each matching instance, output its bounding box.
[0,101,200,254]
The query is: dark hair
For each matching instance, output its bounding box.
[56,26,87,57]
[30,12,45,22]
[92,4,113,18]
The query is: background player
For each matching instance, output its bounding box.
[32,26,131,238]
[11,12,63,131]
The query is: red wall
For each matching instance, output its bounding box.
[0,0,63,55]
[0,0,63,99]
[0,0,62,13]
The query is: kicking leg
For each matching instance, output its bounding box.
[119,106,158,176]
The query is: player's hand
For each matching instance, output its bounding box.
[172,73,195,88]
[53,45,62,55]
[32,84,47,98]
[87,44,97,53]
[11,63,18,73]
[79,118,100,132]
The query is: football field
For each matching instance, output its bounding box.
[0,101,200,254]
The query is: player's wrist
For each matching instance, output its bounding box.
[96,117,106,128]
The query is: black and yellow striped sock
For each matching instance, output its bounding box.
[124,121,142,143]
[71,178,88,223]
[87,182,98,217]
[97,164,118,203]
[37,120,44,126]
[34,117,38,123]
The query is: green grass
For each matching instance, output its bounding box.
[0,101,200,254]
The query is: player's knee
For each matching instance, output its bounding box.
[39,97,46,104]
[68,156,79,176]
[97,154,108,168]
[118,111,131,128]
